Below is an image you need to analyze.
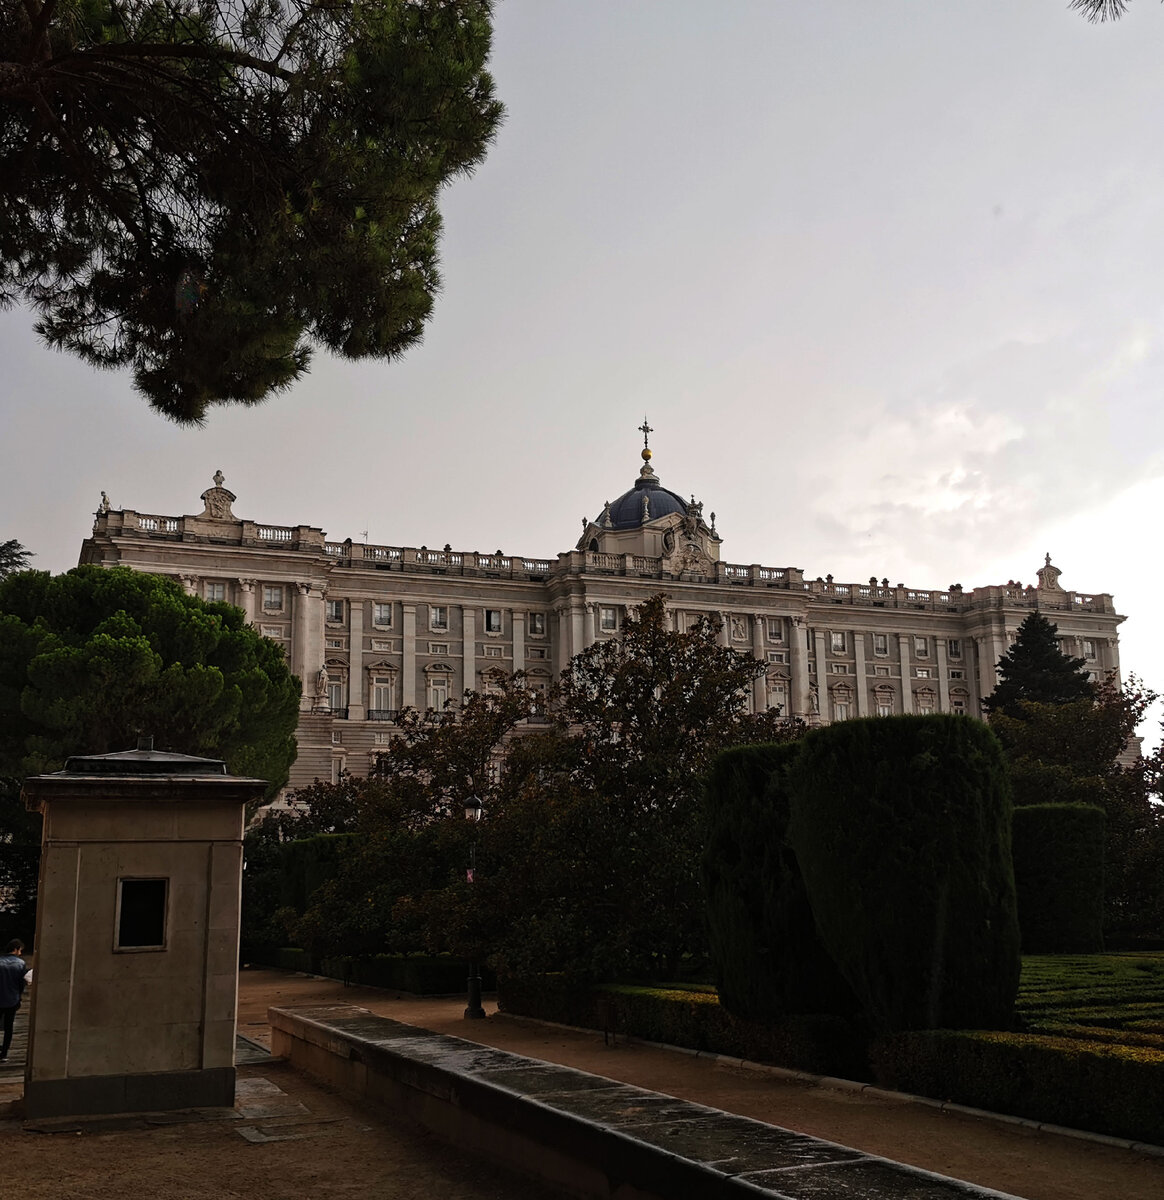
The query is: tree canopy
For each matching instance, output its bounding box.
[0,539,32,578]
[983,611,1094,718]
[0,565,300,791]
[0,1,502,422]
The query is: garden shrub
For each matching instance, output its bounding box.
[787,715,1020,1033]
[871,1028,1164,1144]
[1012,804,1105,954]
[702,743,857,1021]
[497,977,867,1078]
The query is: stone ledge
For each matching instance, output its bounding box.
[270,1004,1022,1200]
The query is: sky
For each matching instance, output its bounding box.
[3,1,1163,737]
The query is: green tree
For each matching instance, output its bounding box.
[983,611,1094,718]
[1,1,502,422]
[0,540,32,579]
[0,565,300,791]
[990,677,1164,934]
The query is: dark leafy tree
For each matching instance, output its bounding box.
[0,1,502,422]
[990,676,1164,935]
[982,611,1094,718]
[0,565,300,791]
[1069,1,1141,21]
[0,539,32,578]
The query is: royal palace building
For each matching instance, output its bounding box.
[80,441,1126,794]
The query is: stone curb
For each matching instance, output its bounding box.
[495,1011,1164,1159]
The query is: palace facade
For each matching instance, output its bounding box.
[79,446,1125,794]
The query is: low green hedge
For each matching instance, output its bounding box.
[497,976,868,1079]
[870,1029,1164,1144]
[244,948,494,995]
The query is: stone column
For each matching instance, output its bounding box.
[898,634,913,714]
[975,635,995,706]
[179,574,199,597]
[554,606,569,674]
[348,600,366,720]
[936,636,950,712]
[462,606,476,697]
[570,601,585,661]
[854,630,869,716]
[716,612,730,648]
[751,614,766,713]
[790,620,809,717]
[814,630,829,718]
[583,602,596,647]
[401,604,417,709]
[237,578,257,625]
[293,583,321,712]
[512,611,526,673]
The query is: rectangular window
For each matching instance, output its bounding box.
[373,603,393,627]
[325,638,344,650]
[371,678,394,710]
[873,633,888,656]
[260,624,285,639]
[914,636,928,657]
[326,681,344,710]
[527,647,547,660]
[485,609,503,633]
[262,585,283,611]
[528,612,546,636]
[876,702,893,718]
[428,642,449,655]
[831,663,850,674]
[326,599,344,623]
[330,731,342,745]
[373,732,392,745]
[917,693,936,712]
[1083,640,1096,659]
[768,682,787,713]
[428,677,449,711]
[947,638,962,658]
[951,698,968,715]
[916,668,931,679]
[767,618,784,642]
[331,758,344,784]
[484,645,503,658]
[116,878,168,951]
[833,702,850,722]
[204,582,226,603]
[371,639,391,652]
[767,651,788,664]
[874,665,890,676]
[949,669,965,680]
[830,631,846,653]
[430,605,448,631]
[600,606,618,632]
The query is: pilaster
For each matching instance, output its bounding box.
[401,604,417,709]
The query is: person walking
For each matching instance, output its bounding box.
[0,939,27,1062]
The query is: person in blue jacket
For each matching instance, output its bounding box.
[0,939,27,1061]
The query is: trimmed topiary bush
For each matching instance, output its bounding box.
[787,715,1020,1033]
[1012,804,1105,954]
[702,743,857,1022]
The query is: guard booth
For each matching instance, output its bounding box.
[20,740,266,1119]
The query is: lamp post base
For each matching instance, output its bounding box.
[465,964,486,1019]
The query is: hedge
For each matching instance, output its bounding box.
[702,743,857,1022]
[244,948,494,995]
[1012,804,1105,954]
[871,1028,1164,1145]
[787,715,1020,1033]
[497,976,868,1079]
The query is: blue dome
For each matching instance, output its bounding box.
[603,475,689,530]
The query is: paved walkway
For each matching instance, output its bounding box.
[236,968,1164,1200]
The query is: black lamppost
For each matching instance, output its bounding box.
[464,793,485,1019]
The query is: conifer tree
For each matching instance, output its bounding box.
[983,611,1094,718]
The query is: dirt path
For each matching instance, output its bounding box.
[238,968,1164,1200]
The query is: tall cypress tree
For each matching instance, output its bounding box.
[983,611,1094,717]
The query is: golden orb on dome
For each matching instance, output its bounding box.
[641,447,653,461]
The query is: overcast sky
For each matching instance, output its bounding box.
[3,1,1163,737]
